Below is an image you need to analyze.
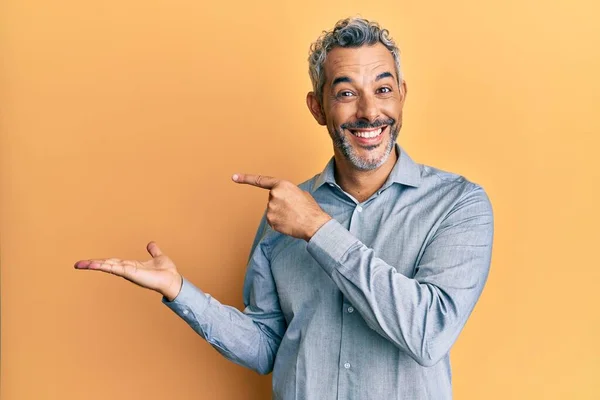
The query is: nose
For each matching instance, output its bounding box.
[355,93,380,122]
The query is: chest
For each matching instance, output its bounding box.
[269,191,434,322]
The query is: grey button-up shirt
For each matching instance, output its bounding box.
[163,145,494,399]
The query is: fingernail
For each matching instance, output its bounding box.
[232,174,239,181]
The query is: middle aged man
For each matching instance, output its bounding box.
[75,17,494,399]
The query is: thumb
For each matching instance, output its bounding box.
[146,241,163,258]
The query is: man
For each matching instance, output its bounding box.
[75,17,493,399]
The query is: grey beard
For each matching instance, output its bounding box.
[331,124,400,171]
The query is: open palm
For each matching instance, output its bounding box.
[74,242,182,300]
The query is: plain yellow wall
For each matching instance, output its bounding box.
[1,0,599,399]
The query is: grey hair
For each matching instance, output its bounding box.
[308,17,403,103]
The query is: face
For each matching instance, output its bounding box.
[307,43,407,171]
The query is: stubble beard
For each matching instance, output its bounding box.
[331,122,401,171]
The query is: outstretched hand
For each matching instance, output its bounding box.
[232,173,332,241]
[75,175,329,297]
[74,242,182,301]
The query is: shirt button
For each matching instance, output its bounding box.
[347,306,354,313]
[356,206,363,213]
[344,362,351,369]
[183,309,189,315]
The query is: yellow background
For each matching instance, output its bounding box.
[1,0,599,399]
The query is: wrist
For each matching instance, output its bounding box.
[162,273,183,302]
[304,214,332,242]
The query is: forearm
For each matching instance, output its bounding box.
[162,277,281,374]
[307,215,493,367]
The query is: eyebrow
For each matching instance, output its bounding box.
[332,76,352,86]
[331,71,396,87]
[376,71,395,81]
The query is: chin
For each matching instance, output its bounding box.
[331,123,398,171]
[348,148,391,171]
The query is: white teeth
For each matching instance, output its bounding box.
[352,128,383,138]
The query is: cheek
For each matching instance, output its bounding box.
[381,99,403,120]
[328,103,356,127]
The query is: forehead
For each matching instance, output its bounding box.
[324,43,396,83]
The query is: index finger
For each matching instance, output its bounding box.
[232,173,280,189]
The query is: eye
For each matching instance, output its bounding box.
[377,87,392,94]
[337,90,355,98]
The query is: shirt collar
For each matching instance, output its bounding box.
[311,144,422,193]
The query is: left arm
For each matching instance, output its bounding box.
[307,186,494,367]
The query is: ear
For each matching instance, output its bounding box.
[306,92,326,126]
[399,80,408,106]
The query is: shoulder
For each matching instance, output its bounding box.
[422,161,489,193]
[416,161,493,217]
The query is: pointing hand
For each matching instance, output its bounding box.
[232,173,332,241]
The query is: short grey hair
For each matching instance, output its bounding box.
[308,17,402,103]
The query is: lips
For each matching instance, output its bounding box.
[348,126,387,145]
[350,127,383,138]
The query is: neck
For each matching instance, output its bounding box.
[333,146,399,203]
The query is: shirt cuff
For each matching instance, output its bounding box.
[162,277,210,322]
[307,218,360,277]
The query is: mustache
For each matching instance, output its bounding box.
[341,118,395,130]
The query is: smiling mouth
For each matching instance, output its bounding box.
[348,126,387,139]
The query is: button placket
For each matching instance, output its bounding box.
[337,297,354,397]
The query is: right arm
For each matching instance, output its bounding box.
[74,215,286,375]
[163,216,285,374]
